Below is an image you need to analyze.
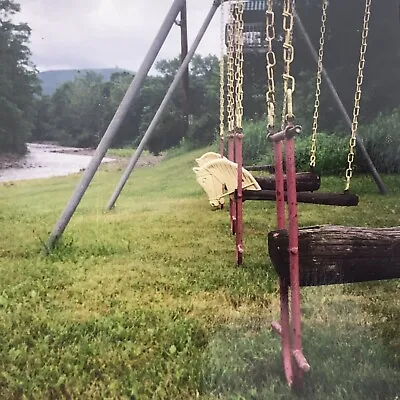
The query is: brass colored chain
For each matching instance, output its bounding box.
[226,0,235,133]
[281,0,296,126]
[219,0,225,140]
[234,0,244,129]
[310,0,328,168]
[345,0,371,191]
[265,0,276,131]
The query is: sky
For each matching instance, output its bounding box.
[17,0,228,72]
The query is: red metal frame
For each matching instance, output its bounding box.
[270,124,310,389]
[235,128,244,265]
[228,132,236,235]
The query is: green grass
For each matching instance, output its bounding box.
[107,147,151,158]
[0,148,399,399]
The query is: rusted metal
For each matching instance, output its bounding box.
[274,137,294,386]
[285,134,305,388]
[235,129,244,265]
[267,124,301,143]
[228,132,236,235]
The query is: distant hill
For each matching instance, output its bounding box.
[39,68,131,95]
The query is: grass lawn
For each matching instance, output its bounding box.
[0,147,399,399]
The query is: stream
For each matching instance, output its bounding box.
[0,143,114,183]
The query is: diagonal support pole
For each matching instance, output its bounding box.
[104,1,221,211]
[294,10,388,195]
[45,0,186,251]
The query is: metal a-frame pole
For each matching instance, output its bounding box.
[45,0,186,251]
[294,10,388,195]
[104,1,221,211]
[180,1,190,137]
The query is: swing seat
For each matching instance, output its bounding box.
[268,225,400,286]
[193,166,226,209]
[195,152,223,167]
[244,164,277,173]
[244,190,359,206]
[193,158,261,208]
[255,171,321,192]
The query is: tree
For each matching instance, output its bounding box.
[0,0,39,153]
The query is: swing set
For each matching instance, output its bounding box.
[194,0,400,389]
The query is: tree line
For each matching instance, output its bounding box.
[1,0,399,155]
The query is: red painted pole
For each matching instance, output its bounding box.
[285,132,310,387]
[274,141,286,230]
[235,128,244,265]
[220,136,225,157]
[273,139,293,386]
[228,132,236,235]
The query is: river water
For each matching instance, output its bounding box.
[0,143,114,183]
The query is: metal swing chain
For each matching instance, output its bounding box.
[309,0,328,169]
[345,0,372,191]
[227,0,235,133]
[219,0,225,141]
[282,0,296,126]
[234,0,244,130]
[266,0,276,131]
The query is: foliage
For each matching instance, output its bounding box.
[357,108,400,174]
[0,0,39,154]
[241,107,400,176]
[3,0,400,157]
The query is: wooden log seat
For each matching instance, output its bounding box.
[254,172,321,192]
[244,164,276,173]
[244,190,359,206]
[268,225,400,286]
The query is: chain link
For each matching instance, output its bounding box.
[345,0,371,191]
[234,0,244,129]
[265,0,276,131]
[226,0,235,133]
[281,0,296,126]
[219,0,225,140]
[309,0,328,168]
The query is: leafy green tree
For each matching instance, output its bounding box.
[0,0,39,153]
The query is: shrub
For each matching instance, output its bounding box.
[241,120,348,176]
[357,109,400,174]
[241,108,400,175]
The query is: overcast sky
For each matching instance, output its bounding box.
[18,0,227,72]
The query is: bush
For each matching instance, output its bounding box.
[241,120,348,176]
[241,108,400,176]
[357,109,400,174]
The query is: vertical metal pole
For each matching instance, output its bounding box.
[180,1,190,137]
[46,0,186,250]
[228,133,236,234]
[285,130,311,388]
[105,2,221,211]
[294,11,388,195]
[272,139,294,386]
[235,129,243,265]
